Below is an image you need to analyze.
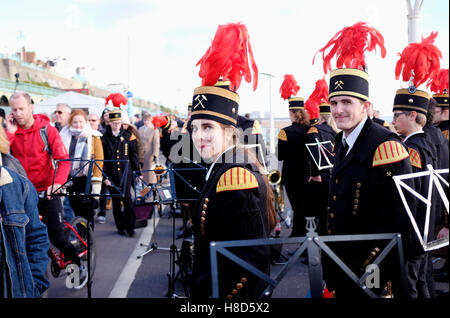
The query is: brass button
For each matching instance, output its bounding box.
[354,199,358,204]
[117,162,120,165]
[333,195,337,201]
[117,156,120,159]
[117,168,120,171]
[201,217,206,223]
[231,289,238,295]
[355,192,360,198]
[236,283,243,290]
[371,251,376,257]
[374,247,380,253]
[203,204,208,210]
[353,205,358,210]
[356,182,361,188]
[204,198,209,204]
[201,211,206,217]
[226,294,233,299]
[330,213,334,219]
[241,277,247,283]
[327,230,332,235]
[116,150,119,153]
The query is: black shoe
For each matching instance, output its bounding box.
[118,229,126,236]
[126,230,136,237]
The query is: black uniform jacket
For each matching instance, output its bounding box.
[438,120,449,140]
[325,118,414,293]
[405,132,438,250]
[191,146,271,299]
[102,125,140,189]
[306,122,336,181]
[423,122,449,228]
[277,122,310,186]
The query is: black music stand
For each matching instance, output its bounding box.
[133,161,207,298]
[52,158,129,298]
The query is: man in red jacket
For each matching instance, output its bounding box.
[6,91,81,267]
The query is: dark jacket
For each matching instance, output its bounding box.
[101,125,140,188]
[277,122,310,186]
[325,118,414,296]
[191,147,271,299]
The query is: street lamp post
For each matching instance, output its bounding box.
[260,72,275,155]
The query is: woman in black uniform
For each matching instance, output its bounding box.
[277,74,311,237]
[189,22,277,299]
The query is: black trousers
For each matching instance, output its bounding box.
[38,197,80,265]
[285,182,307,237]
[67,176,96,226]
[108,184,136,234]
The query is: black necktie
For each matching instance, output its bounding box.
[339,139,349,161]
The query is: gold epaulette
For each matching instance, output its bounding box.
[252,120,263,135]
[407,147,422,169]
[278,129,287,141]
[130,133,137,141]
[307,127,319,134]
[383,121,390,127]
[442,129,449,140]
[216,167,259,193]
[372,141,409,167]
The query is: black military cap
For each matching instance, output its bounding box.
[319,102,331,115]
[191,85,239,126]
[433,93,449,109]
[108,109,122,121]
[393,88,430,115]
[329,68,369,102]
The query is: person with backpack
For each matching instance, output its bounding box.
[5,92,81,268]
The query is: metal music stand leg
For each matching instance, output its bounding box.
[137,188,171,259]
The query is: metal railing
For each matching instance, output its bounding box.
[209,217,407,298]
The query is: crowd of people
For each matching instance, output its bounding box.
[0,20,448,300]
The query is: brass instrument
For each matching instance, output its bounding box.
[151,163,167,175]
[268,170,285,214]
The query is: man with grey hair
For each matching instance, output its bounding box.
[54,103,72,132]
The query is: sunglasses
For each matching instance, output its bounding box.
[89,119,98,122]
[54,110,63,115]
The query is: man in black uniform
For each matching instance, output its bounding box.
[392,88,438,298]
[102,109,140,237]
[432,91,449,140]
[324,69,414,298]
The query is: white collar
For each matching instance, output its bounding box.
[205,145,236,181]
[342,116,368,154]
[403,130,424,143]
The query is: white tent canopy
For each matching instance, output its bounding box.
[34,91,106,117]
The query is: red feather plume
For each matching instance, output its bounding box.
[427,68,449,94]
[105,93,127,108]
[313,21,386,74]
[196,22,258,91]
[151,115,168,129]
[395,32,442,88]
[279,74,300,100]
[305,78,328,120]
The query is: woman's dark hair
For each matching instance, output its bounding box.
[227,125,277,232]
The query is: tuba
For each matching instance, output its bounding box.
[268,170,284,214]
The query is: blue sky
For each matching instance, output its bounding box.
[1,0,448,118]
